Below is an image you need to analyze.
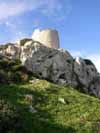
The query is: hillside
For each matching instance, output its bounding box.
[0,30,100,133]
[1,80,100,133]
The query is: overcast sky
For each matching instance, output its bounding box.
[0,0,100,72]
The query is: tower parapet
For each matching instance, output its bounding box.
[32,28,59,49]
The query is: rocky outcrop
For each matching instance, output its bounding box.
[20,42,73,85]
[73,58,100,97]
[0,43,20,59]
[0,39,100,98]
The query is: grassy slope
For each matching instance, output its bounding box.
[0,80,100,133]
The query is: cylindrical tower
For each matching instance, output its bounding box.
[32,28,59,49]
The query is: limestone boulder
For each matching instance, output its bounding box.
[20,41,73,84]
[0,43,20,59]
[73,57,100,97]
[6,44,20,59]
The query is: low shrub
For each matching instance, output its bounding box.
[0,57,33,84]
[0,99,24,133]
[0,70,8,83]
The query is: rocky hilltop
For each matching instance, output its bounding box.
[0,29,100,98]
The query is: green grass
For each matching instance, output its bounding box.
[0,80,100,133]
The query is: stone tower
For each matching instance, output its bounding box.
[32,28,59,49]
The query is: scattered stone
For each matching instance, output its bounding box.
[29,79,39,84]
[29,105,37,113]
[58,79,66,85]
[25,94,33,104]
[58,98,66,104]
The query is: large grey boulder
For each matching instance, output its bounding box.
[73,57,100,97]
[20,41,73,84]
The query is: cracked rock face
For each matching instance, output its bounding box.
[20,42,73,85]
[0,40,100,98]
[73,58,100,97]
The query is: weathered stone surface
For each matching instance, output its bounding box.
[0,43,20,59]
[73,57,100,97]
[20,41,73,84]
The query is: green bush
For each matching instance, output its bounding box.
[12,64,28,73]
[0,58,9,69]
[84,59,94,65]
[12,71,22,83]
[19,38,32,46]
[0,70,8,83]
[0,99,24,133]
[0,57,33,84]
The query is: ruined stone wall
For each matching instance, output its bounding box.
[32,29,59,49]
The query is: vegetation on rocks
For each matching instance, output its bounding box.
[0,43,13,50]
[18,38,33,46]
[0,57,32,83]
